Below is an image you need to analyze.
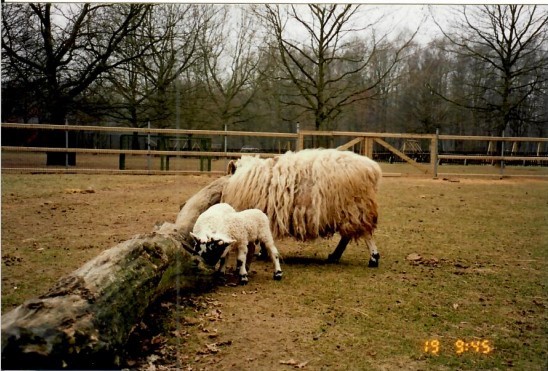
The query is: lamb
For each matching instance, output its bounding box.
[190,203,283,285]
[222,148,382,267]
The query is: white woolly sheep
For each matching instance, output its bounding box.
[222,148,382,267]
[190,203,283,285]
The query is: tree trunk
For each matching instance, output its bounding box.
[1,176,229,369]
[45,131,77,166]
[45,102,77,166]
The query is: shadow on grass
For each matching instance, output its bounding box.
[280,255,352,266]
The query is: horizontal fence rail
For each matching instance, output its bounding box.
[299,129,435,139]
[437,154,545,162]
[1,123,298,138]
[438,134,548,142]
[2,122,547,178]
[1,146,278,158]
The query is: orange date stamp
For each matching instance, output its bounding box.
[423,339,493,355]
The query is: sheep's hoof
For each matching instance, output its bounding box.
[239,275,249,285]
[273,271,283,281]
[327,254,341,263]
[368,253,380,268]
[213,271,227,282]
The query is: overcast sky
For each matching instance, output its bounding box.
[389,4,455,43]
[277,4,452,45]
[8,2,456,45]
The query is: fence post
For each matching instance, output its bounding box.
[500,130,505,178]
[296,123,303,151]
[430,128,439,178]
[65,119,69,169]
[147,120,151,172]
[363,137,373,158]
[119,135,126,170]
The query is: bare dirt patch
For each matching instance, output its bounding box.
[2,174,547,370]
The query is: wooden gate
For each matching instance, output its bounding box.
[299,131,437,176]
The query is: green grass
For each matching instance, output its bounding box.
[2,174,547,370]
[170,177,548,370]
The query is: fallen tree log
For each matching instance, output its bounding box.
[1,176,229,369]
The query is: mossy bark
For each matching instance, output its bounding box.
[1,176,229,369]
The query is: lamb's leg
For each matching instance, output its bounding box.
[215,248,231,280]
[245,242,256,271]
[217,256,227,274]
[236,244,249,285]
[366,236,380,268]
[257,241,269,261]
[327,236,350,263]
[261,238,283,281]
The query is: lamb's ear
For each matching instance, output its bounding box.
[190,232,202,243]
[227,160,237,175]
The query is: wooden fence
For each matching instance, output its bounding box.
[2,123,547,178]
[299,129,548,178]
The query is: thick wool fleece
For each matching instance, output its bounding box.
[192,203,276,251]
[222,148,381,241]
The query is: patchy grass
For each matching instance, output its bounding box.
[0,173,214,310]
[2,174,547,370]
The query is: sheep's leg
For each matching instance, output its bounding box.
[236,244,249,285]
[212,258,227,282]
[257,241,269,261]
[245,242,255,272]
[217,256,227,274]
[327,236,351,263]
[214,249,231,280]
[366,236,380,268]
[261,239,283,281]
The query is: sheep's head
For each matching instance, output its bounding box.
[227,155,273,175]
[227,160,237,175]
[190,232,235,266]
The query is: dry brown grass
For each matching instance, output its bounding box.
[2,173,547,370]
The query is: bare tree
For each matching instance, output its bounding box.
[141,5,207,129]
[247,44,303,133]
[258,4,416,131]
[363,37,415,133]
[396,40,455,134]
[433,5,548,135]
[2,3,153,163]
[92,4,207,130]
[1,6,43,123]
[199,6,267,130]
[2,3,153,125]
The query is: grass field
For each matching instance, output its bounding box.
[1,173,547,370]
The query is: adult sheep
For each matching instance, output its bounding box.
[222,148,382,267]
[190,203,283,284]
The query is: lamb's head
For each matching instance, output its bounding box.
[190,232,235,266]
